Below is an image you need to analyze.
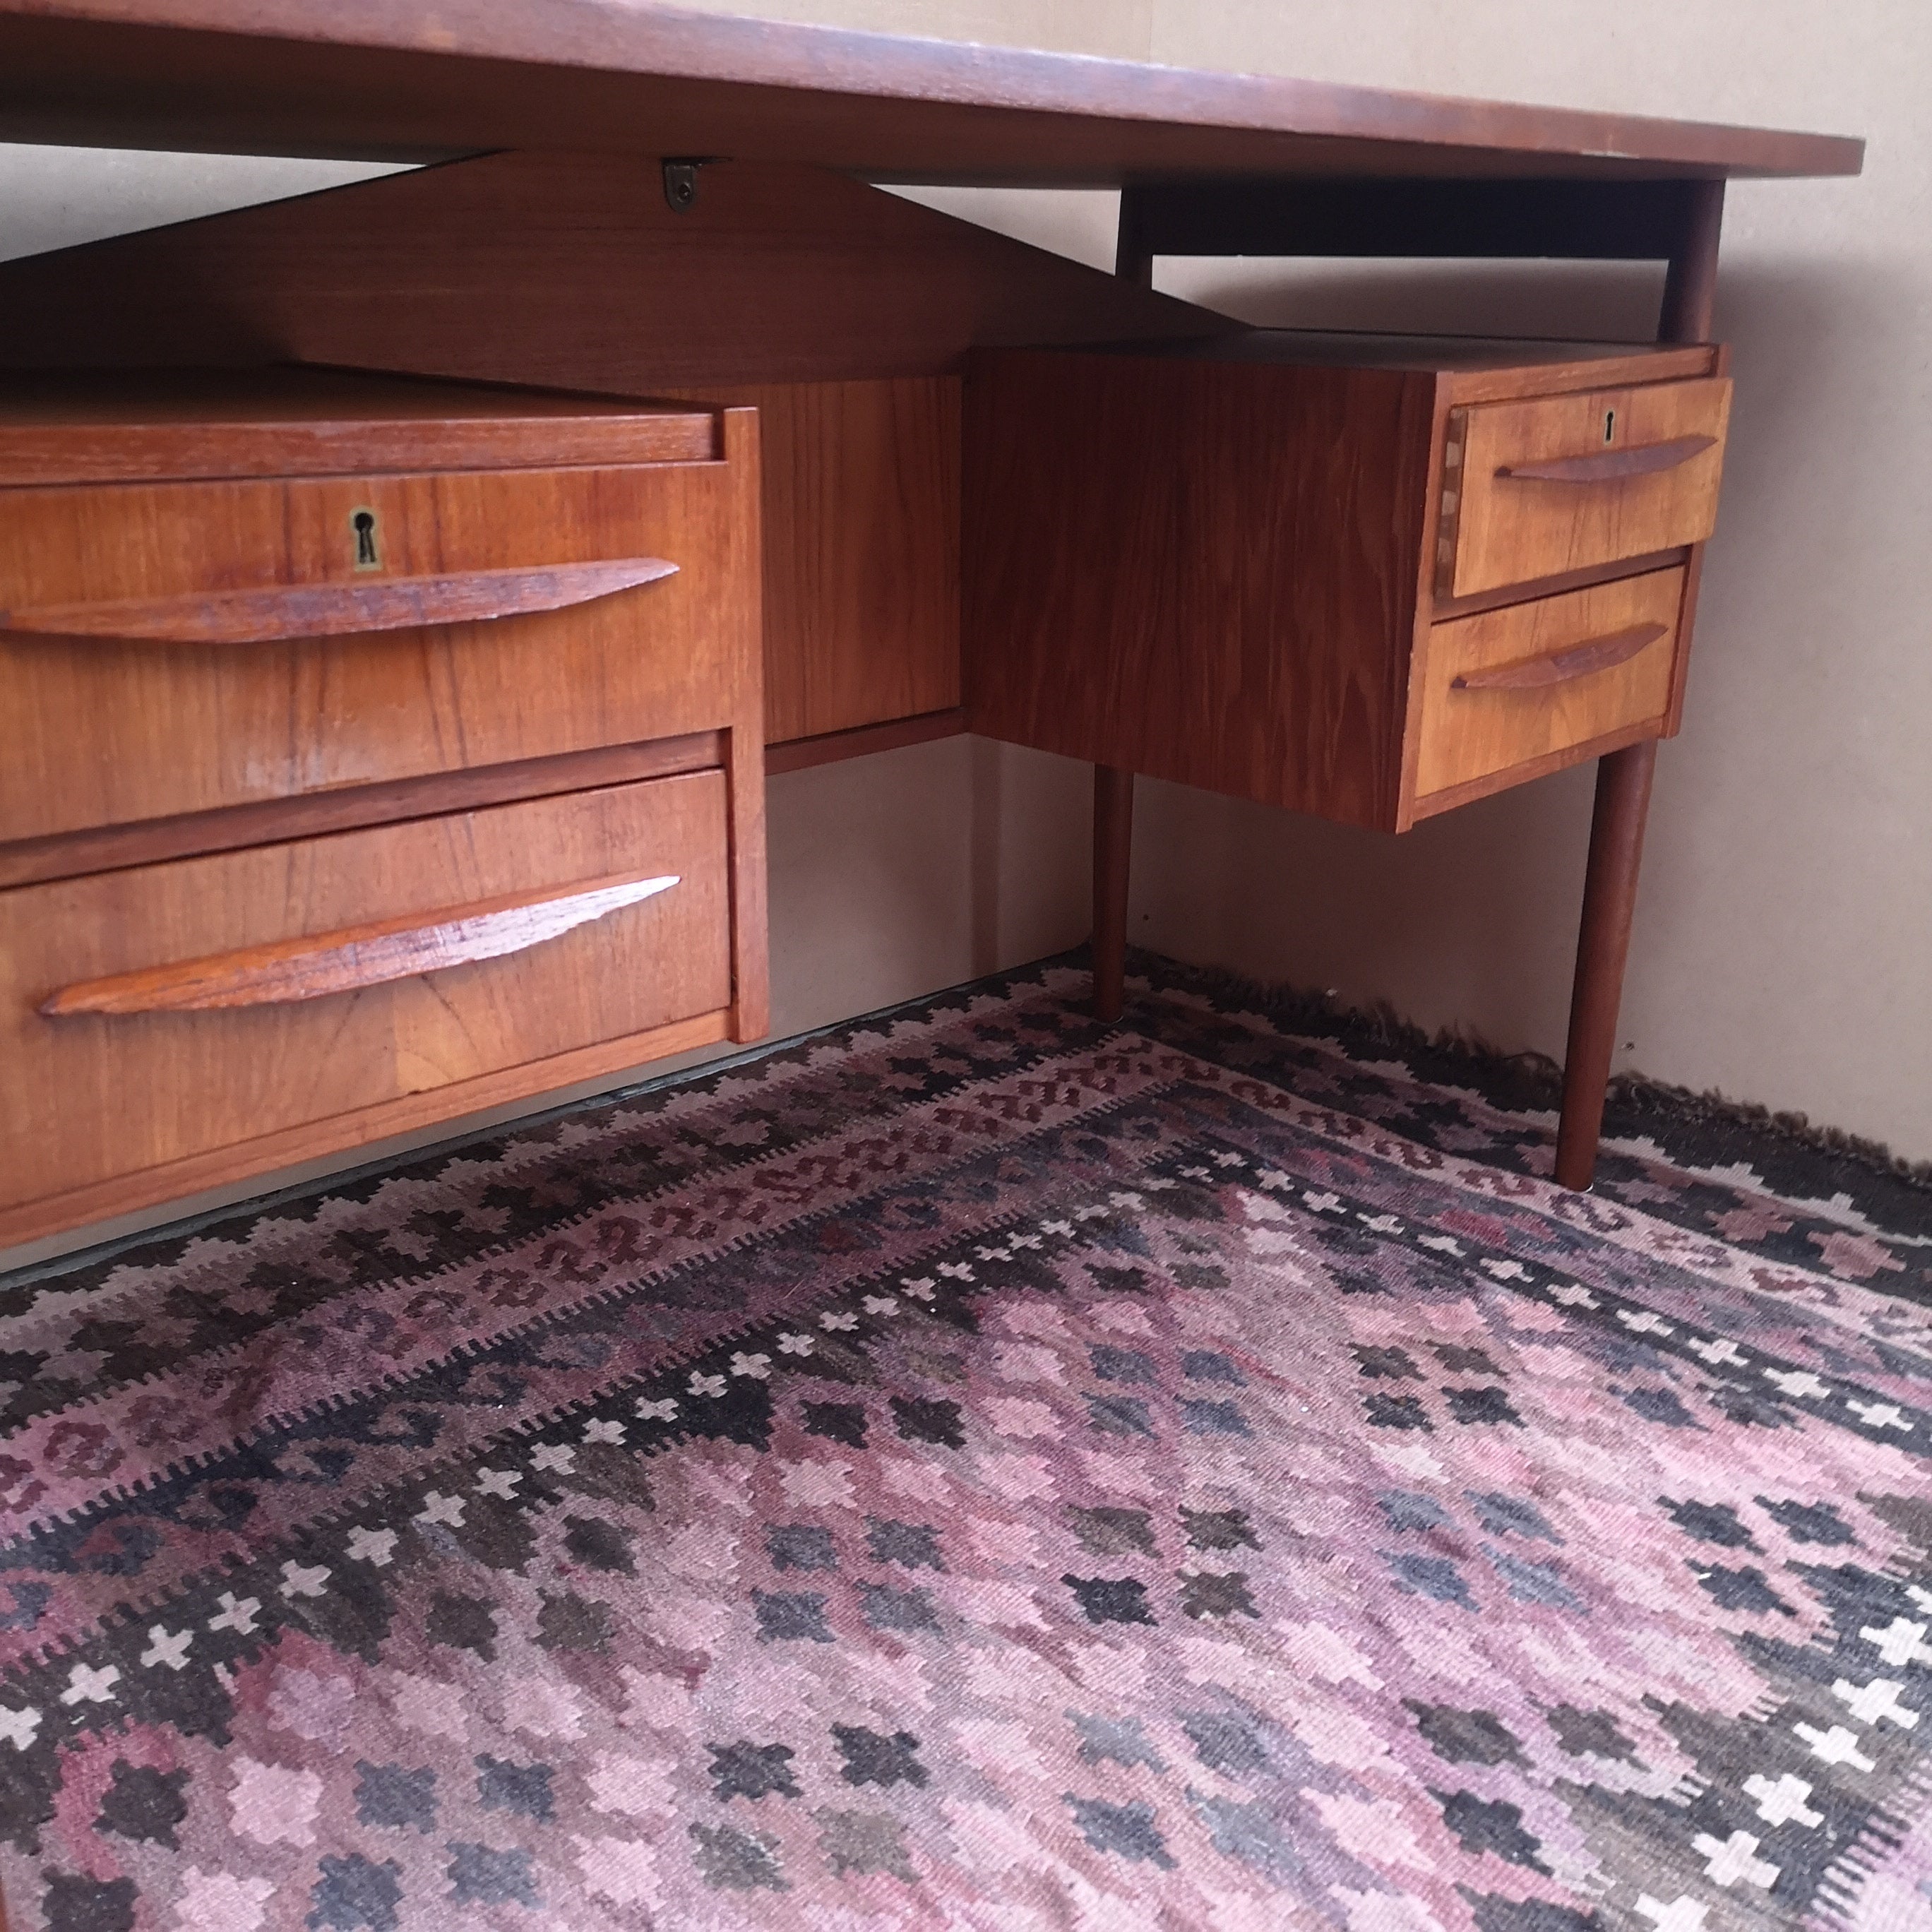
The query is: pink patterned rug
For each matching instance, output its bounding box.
[1,955,1928,1931]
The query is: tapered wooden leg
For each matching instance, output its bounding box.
[1554,740,1659,1190]
[1092,763,1134,1023]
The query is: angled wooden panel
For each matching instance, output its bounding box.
[0,152,1234,382]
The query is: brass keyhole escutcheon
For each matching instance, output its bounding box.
[350,508,381,571]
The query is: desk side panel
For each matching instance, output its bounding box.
[962,350,1433,831]
[667,378,961,747]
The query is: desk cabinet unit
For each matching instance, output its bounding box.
[0,371,768,1247]
[964,333,1730,834]
[966,330,1736,1190]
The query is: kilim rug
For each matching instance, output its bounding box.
[1,954,1929,1932]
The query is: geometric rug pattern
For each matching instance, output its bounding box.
[1,955,1927,1930]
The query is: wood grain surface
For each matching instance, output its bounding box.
[669,379,961,745]
[765,708,965,775]
[0,733,726,892]
[1439,377,1731,597]
[0,154,1194,762]
[965,347,1438,831]
[0,1009,732,1253]
[0,1,1863,181]
[1412,569,1684,801]
[966,337,1727,831]
[0,432,761,842]
[0,368,718,484]
[0,557,678,645]
[1555,740,1659,1190]
[0,774,732,1224]
[0,371,770,1257]
[0,153,1229,383]
[1551,178,1728,1193]
[41,870,681,1015]
[1448,621,1667,690]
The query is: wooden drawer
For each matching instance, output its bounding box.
[0,773,732,1239]
[0,418,760,844]
[1437,376,1730,599]
[966,335,1727,833]
[1412,568,1685,806]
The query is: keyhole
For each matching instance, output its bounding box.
[351,508,381,570]
[1603,408,1617,445]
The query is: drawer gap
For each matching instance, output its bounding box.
[0,732,725,891]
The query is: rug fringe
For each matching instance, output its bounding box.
[1123,948,1932,1192]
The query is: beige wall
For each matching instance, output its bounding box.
[0,146,402,262]
[0,1,1919,1267]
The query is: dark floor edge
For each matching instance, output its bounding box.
[0,955,1086,1294]
[11,944,1926,1294]
[1127,946,1932,1209]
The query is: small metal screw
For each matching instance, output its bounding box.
[663,158,717,213]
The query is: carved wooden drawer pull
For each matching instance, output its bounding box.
[0,557,678,645]
[1450,622,1669,692]
[40,871,679,1016]
[1496,436,1717,486]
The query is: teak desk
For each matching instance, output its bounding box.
[0,3,1864,1248]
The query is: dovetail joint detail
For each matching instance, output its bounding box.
[1435,411,1469,600]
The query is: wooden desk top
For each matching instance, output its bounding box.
[0,0,1863,184]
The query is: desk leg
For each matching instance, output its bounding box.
[1092,764,1134,1022]
[1554,739,1657,1190]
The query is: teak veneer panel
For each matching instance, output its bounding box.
[0,155,1183,757]
[1412,569,1685,802]
[1441,377,1731,597]
[0,734,727,891]
[0,368,719,484]
[0,775,732,1232]
[669,379,962,746]
[965,347,1438,830]
[965,335,1731,833]
[0,412,762,843]
[0,1,1863,182]
[0,1008,733,1253]
[0,154,1231,385]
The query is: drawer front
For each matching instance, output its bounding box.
[0,773,731,1214]
[1412,568,1685,804]
[0,446,758,843]
[1438,377,1730,599]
